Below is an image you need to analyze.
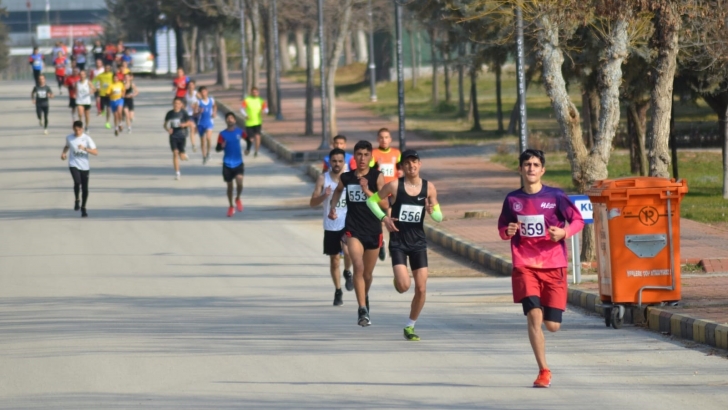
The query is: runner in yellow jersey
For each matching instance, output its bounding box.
[240,86,268,157]
[108,75,125,136]
[93,62,114,129]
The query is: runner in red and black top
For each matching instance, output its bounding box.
[173,67,191,99]
[329,140,385,327]
[64,67,81,122]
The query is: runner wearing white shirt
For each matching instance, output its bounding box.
[75,71,96,132]
[61,121,98,218]
[310,148,354,306]
[185,81,199,152]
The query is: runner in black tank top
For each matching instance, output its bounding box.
[366,150,444,341]
[329,140,385,327]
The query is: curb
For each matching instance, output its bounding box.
[217,100,329,163]
[219,104,728,351]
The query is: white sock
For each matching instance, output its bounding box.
[406,319,416,328]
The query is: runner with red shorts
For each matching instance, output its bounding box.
[329,140,384,327]
[370,127,402,261]
[497,149,584,388]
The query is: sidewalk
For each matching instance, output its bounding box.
[199,70,728,349]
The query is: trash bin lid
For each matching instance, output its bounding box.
[587,177,688,202]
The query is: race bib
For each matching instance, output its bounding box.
[517,215,546,238]
[398,204,423,223]
[347,185,367,202]
[168,119,181,128]
[380,163,395,177]
[335,191,347,208]
[37,90,47,98]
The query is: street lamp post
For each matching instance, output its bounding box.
[317,0,329,149]
[239,0,247,100]
[368,0,377,102]
[515,4,528,154]
[272,0,283,120]
[394,1,405,151]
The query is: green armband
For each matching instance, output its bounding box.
[431,204,443,222]
[366,192,386,220]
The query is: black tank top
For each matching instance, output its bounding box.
[341,168,382,236]
[125,85,133,98]
[390,177,428,250]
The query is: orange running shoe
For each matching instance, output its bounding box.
[227,206,235,217]
[235,198,243,212]
[533,369,551,388]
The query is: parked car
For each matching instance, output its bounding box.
[124,42,155,75]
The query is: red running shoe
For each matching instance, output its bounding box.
[533,369,551,388]
[227,206,235,217]
[235,198,243,212]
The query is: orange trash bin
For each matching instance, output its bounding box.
[587,177,688,328]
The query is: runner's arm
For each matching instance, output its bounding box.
[243,132,252,153]
[497,198,519,240]
[557,192,585,240]
[366,180,396,220]
[240,100,248,117]
[31,87,36,102]
[262,101,269,115]
[309,174,328,207]
[215,133,225,152]
[61,144,70,160]
[329,180,345,212]
[427,182,443,222]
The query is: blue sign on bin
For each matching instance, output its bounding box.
[569,195,593,224]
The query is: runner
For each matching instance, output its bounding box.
[93,63,114,129]
[63,67,81,122]
[366,150,442,341]
[103,42,117,66]
[73,40,88,71]
[123,73,138,133]
[60,120,98,218]
[312,148,354,306]
[31,75,53,135]
[173,67,191,99]
[196,86,217,164]
[115,40,126,65]
[29,47,44,86]
[90,59,105,115]
[370,127,402,262]
[120,48,133,67]
[240,87,268,157]
[91,40,104,63]
[108,73,126,136]
[115,60,131,82]
[497,149,584,388]
[54,51,67,95]
[185,80,199,153]
[164,97,194,180]
[328,140,384,326]
[75,70,96,132]
[322,135,356,172]
[215,112,250,217]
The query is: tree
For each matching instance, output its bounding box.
[0,0,8,73]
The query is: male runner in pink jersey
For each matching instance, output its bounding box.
[497,149,584,388]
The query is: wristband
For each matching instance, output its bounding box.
[431,203,443,222]
[366,192,387,220]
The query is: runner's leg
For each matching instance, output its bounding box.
[80,170,89,208]
[348,238,367,307]
[361,248,379,301]
[42,106,49,130]
[254,132,261,154]
[527,308,549,371]
[408,267,428,321]
[124,106,131,129]
[329,255,342,289]
[173,150,180,173]
[235,174,243,199]
[69,167,81,203]
[226,181,234,207]
[77,106,86,128]
[342,242,352,271]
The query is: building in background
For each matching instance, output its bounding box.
[1,0,107,47]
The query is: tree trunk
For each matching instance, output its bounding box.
[647,4,680,178]
[326,0,355,137]
[588,88,600,148]
[264,8,277,115]
[280,31,292,72]
[250,0,261,89]
[443,42,451,103]
[408,28,417,89]
[344,33,354,65]
[215,27,230,89]
[628,101,649,176]
[305,28,314,136]
[186,26,198,74]
[508,63,537,134]
[197,34,206,72]
[495,61,504,132]
[295,28,306,68]
[470,67,481,131]
[457,44,465,116]
[430,28,438,108]
[355,23,367,63]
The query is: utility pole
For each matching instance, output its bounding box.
[239,0,248,99]
[317,0,329,149]
[394,1,405,151]
[515,3,528,154]
[368,0,377,102]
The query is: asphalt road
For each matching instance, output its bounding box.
[0,79,726,409]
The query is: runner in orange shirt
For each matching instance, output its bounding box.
[370,127,402,261]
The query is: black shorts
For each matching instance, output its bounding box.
[69,98,77,108]
[78,104,91,111]
[323,229,345,255]
[521,296,564,323]
[124,98,134,110]
[246,125,262,136]
[390,247,428,271]
[100,96,110,109]
[169,136,186,153]
[222,164,244,182]
[77,62,86,71]
[345,230,382,251]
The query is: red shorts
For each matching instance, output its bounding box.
[511,266,568,311]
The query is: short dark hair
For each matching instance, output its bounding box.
[377,128,390,136]
[173,97,185,105]
[329,148,346,160]
[225,112,236,120]
[250,86,259,92]
[354,140,373,153]
[519,149,546,167]
[333,135,347,142]
[198,86,207,92]
[73,120,84,129]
